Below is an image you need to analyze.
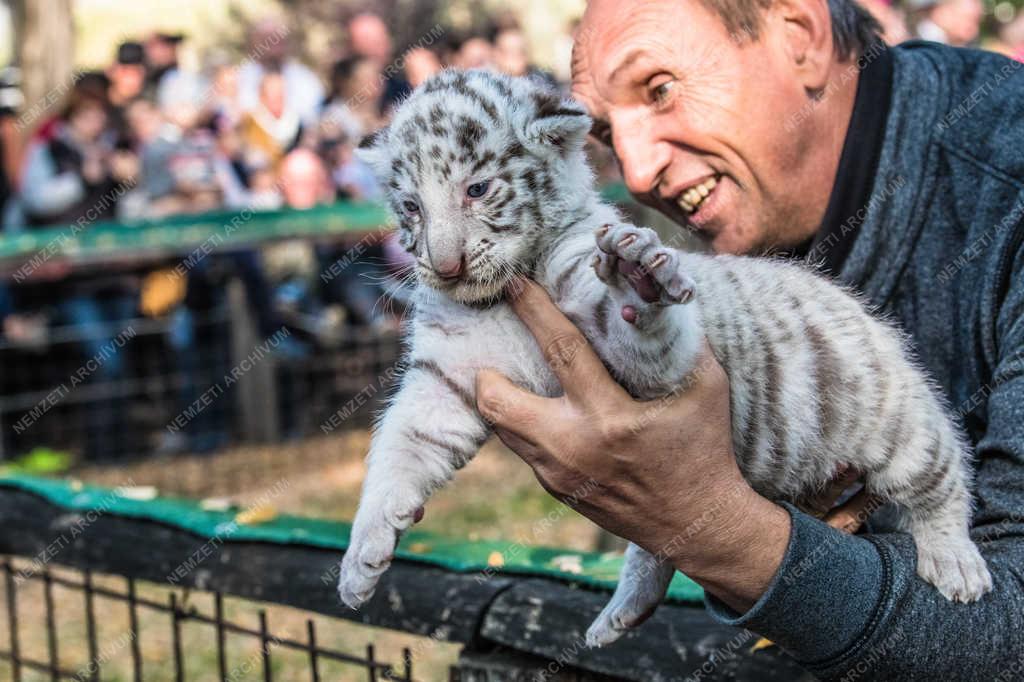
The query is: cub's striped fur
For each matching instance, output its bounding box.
[337,70,991,642]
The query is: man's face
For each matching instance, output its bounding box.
[932,0,983,46]
[495,30,530,77]
[573,0,828,255]
[110,64,145,99]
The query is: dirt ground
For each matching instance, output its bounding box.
[5,430,602,681]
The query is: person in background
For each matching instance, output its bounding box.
[238,72,303,172]
[237,17,324,127]
[402,47,443,89]
[135,75,221,218]
[0,67,22,228]
[321,56,385,143]
[19,89,131,227]
[452,34,496,70]
[144,31,185,99]
[322,134,380,201]
[492,26,558,87]
[279,149,333,210]
[203,51,244,131]
[910,0,984,45]
[856,0,911,43]
[107,42,148,143]
[346,12,409,112]
[988,10,1024,61]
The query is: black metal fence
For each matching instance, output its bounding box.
[0,274,403,468]
[1,558,418,682]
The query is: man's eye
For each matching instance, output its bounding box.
[651,79,677,104]
[466,181,490,198]
[402,200,420,214]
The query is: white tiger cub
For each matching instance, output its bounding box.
[337,69,992,644]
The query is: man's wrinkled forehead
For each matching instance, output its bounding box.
[571,0,688,106]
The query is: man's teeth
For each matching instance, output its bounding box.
[676,176,718,214]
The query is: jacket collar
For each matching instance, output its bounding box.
[830,45,947,309]
[804,43,894,278]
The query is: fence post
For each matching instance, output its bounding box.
[227,277,280,444]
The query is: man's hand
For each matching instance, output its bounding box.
[475,279,793,611]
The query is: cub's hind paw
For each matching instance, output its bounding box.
[337,524,400,609]
[916,539,993,603]
[585,585,660,648]
[592,223,695,306]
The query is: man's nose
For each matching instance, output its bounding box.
[611,111,671,197]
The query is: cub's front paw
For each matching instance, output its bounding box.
[337,524,399,609]
[592,223,695,306]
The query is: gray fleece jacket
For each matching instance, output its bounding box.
[705,42,1024,681]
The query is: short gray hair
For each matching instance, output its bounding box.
[705,0,882,60]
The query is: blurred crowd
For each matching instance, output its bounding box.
[0,12,574,460]
[0,13,570,230]
[0,2,1021,461]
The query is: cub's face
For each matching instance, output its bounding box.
[358,69,591,304]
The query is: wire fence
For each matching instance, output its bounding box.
[0,275,403,480]
[1,558,421,682]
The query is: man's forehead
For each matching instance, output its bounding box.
[571,1,685,96]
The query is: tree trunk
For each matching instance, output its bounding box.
[10,0,75,138]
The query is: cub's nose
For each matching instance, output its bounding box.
[435,255,465,281]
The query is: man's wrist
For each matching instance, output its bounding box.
[667,480,792,613]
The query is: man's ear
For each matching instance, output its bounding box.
[522,91,592,157]
[772,0,834,93]
[354,127,390,173]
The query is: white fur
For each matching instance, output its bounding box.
[337,70,991,631]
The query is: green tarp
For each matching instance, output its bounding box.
[0,184,637,265]
[0,473,704,603]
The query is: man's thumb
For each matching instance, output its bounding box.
[475,368,551,439]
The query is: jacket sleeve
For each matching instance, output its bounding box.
[703,237,1024,681]
[19,141,85,218]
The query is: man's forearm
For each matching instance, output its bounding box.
[663,483,793,612]
[701,505,1024,680]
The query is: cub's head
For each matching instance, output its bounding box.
[357,69,592,304]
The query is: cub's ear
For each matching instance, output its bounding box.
[522,92,592,156]
[354,127,390,174]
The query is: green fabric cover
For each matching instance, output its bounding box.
[0,473,704,603]
[0,185,634,264]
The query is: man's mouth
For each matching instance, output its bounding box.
[674,175,719,215]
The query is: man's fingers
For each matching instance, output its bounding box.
[492,426,546,468]
[824,489,882,534]
[804,464,863,516]
[476,368,561,456]
[506,278,628,405]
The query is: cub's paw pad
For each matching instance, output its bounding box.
[592,223,695,306]
[917,541,993,603]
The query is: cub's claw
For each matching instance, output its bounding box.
[592,223,696,306]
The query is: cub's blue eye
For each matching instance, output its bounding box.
[466,181,490,199]
[402,200,420,214]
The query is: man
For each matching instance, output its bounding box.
[474,0,1024,678]
[346,12,409,112]
[237,17,324,127]
[492,26,558,88]
[144,31,184,96]
[107,42,147,143]
[910,0,984,46]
